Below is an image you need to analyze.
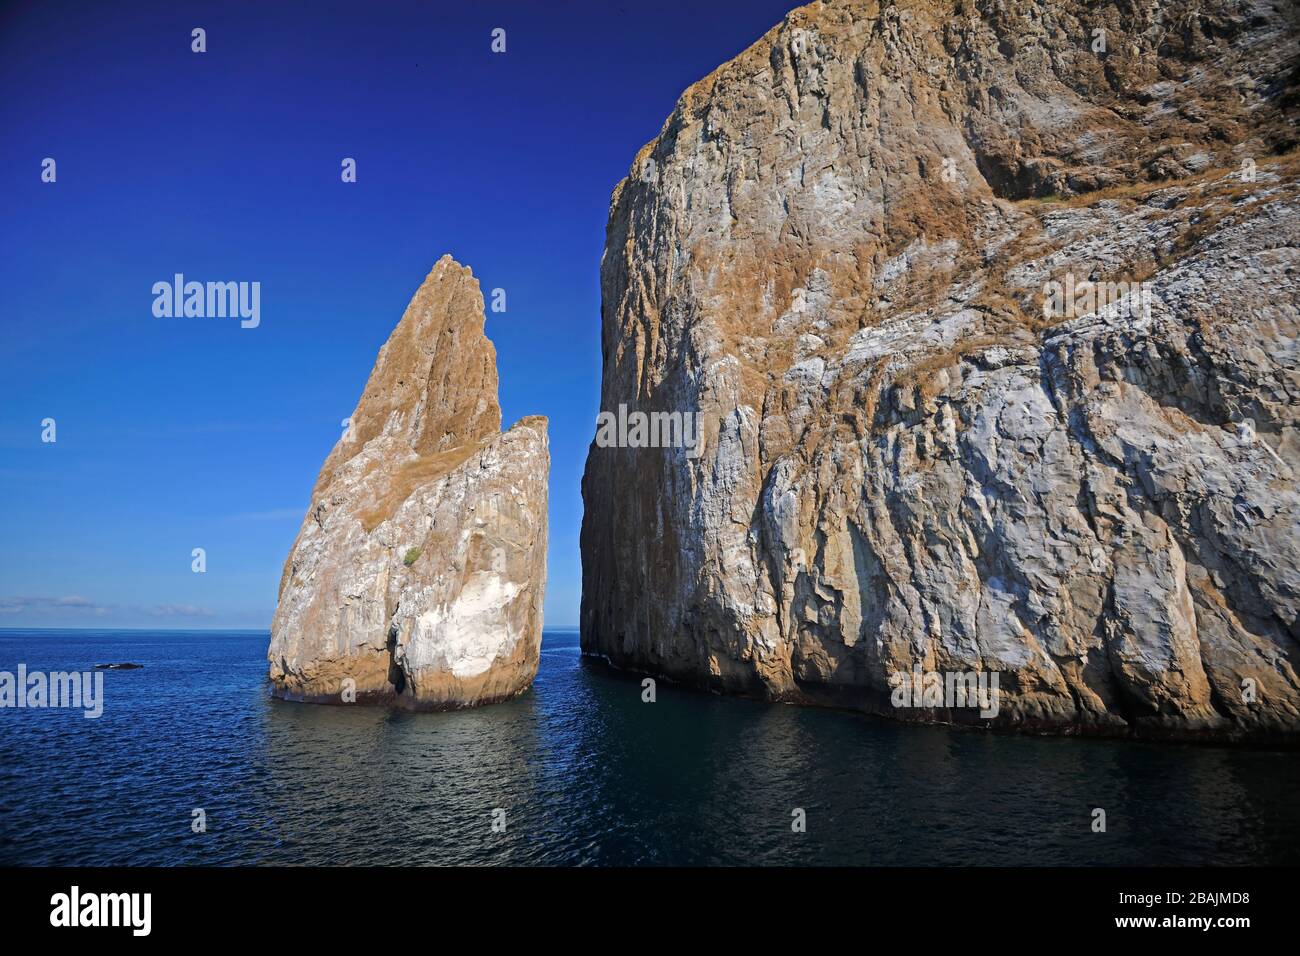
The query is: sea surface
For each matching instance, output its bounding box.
[1,627,1297,866]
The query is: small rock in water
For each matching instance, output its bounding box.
[95,663,143,670]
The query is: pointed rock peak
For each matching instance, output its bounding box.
[343,253,501,466]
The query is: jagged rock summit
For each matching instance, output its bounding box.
[269,255,548,709]
[581,0,1300,741]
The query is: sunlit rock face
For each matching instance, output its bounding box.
[269,255,548,709]
[581,0,1300,741]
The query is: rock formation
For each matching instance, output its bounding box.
[269,255,548,708]
[581,0,1300,741]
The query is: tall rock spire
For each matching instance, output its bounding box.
[270,255,548,708]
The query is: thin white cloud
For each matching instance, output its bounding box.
[146,604,216,618]
[0,596,215,619]
[0,595,100,613]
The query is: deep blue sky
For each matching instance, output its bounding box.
[0,0,798,628]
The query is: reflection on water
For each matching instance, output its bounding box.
[1,629,1297,865]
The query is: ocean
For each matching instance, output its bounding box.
[1,628,1297,865]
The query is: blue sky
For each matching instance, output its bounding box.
[0,0,797,628]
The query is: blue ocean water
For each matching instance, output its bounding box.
[0,627,1297,866]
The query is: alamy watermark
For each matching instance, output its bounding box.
[889,665,1001,718]
[152,274,260,328]
[594,403,703,458]
[1041,273,1153,322]
[0,664,103,718]
[50,886,150,936]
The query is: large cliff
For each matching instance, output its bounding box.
[580,0,1300,741]
[269,255,548,709]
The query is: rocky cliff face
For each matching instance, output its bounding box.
[581,0,1300,741]
[269,255,548,708]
